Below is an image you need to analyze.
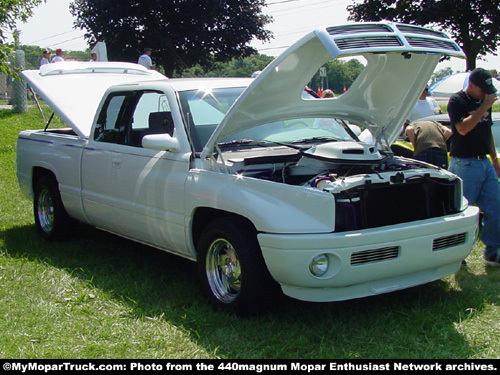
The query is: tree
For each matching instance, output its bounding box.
[309,59,365,95]
[70,0,272,77]
[347,0,500,70]
[430,67,454,85]
[0,0,45,75]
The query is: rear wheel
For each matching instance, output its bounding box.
[197,217,280,315]
[34,175,76,240]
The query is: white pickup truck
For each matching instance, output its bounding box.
[18,22,479,314]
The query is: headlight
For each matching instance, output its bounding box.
[309,254,329,277]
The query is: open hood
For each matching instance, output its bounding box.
[22,62,166,138]
[201,22,464,159]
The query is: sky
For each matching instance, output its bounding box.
[11,0,500,73]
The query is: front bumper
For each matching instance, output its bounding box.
[258,205,479,302]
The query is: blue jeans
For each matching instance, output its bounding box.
[449,157,500,258]
[414,147,448,169]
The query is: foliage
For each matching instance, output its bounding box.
[178,53,274,78]
[20,45,92,70]
[0,0,45,75]
[1,106,499,359]
[69,0,272,77]
[430,67,455,85]
[347,0,500,70]
[309,58,365,95]
[175,54,363,95]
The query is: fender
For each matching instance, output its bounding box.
[185,169,335,234]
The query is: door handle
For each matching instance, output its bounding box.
[111,159,122,168]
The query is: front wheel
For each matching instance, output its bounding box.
[33,175,76,240]
[197,217,280,315]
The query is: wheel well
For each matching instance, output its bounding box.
[32,167,56,191]
[191,208,257,251]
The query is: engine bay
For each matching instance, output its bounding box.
[220,141,462,232]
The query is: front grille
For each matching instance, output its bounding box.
[395,24,447,39]
[327,24,393,35]
[325,23,462,56]
[406,37,461,52]
[334,178,461,233]
[351,246,400,265]
[335,36,403,50]
[433,233,467,251]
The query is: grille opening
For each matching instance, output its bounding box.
[395,24,448,39]
[351,246,400,265]
[406,37,461,51]
[335,178,460,232]
[433,233,467,251]
[335,36,403,50]
[327,24,393,36]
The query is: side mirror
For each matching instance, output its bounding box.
[142,134,181,152]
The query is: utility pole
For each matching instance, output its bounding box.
[12,29,27,113]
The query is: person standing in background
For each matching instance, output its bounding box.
[39,50,50,67]
[51,48,64,63]
[138,48,153,69]
[409,86,442,122]
[447,67,500,267]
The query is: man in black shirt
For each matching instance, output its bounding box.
[448,67,500,267]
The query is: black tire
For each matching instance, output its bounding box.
[33,175,76,240]
[197,217,280,315]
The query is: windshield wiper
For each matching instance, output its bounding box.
[218,138,338,150]
[218,139,304,152]
[291,137,338,144]
[218,139,265,147]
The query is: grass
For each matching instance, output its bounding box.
[1,106,499,359]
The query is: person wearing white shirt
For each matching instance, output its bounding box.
[409,86,441,122]
[39,50,50,67]
[138,48,153,69]
[51,48,64,63]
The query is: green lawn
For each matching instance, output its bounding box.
[0,106,499,359]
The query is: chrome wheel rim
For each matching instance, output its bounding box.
[206,238,241,304]
[37,189,54,233]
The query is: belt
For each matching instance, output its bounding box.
[453,155,487,160]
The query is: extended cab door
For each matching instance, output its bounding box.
[82,89,191,254]
[81,92,134,230]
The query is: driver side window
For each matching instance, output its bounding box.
[128,92,174,147]
[94,93,130,143]
[94,90,173,147]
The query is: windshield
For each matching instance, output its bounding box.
[178,87,245,152]
[178,86,357,152]
[219,118,356,146]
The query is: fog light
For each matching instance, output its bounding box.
[309,254,329,277]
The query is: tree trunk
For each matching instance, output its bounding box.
[465,51,479,71]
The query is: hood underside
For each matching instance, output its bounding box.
[201,22,464,159]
